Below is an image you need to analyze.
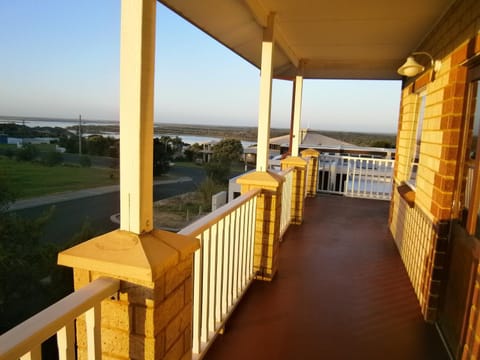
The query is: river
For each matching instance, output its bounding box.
[1,117,256,148]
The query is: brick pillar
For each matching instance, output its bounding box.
[237,171,284,281]
[301,148,320,197]
[281,156,308,224]
[58,229,199,360]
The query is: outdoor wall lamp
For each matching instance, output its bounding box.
[397,52,442,78]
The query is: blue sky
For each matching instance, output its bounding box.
[0,1,401,133]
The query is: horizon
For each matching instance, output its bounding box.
[0,115,398,135]
[0,2,401,133]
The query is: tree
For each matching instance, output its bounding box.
[205,139,243,184]
[204,161,231,184]
[153,137,174,176]
[211,138,243,163]
[0,174,57,331]
[184,142,202,162]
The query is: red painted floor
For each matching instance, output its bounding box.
[204,195,449,360]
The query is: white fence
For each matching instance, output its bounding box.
[0,277,119,360]
[279,167,293,238]
[178,188,261,359]
[318,154,394,200]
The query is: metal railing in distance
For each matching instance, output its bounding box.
[318,154,394,200]
[0,277,120,360]
[178,188,260,360]
[278,167,293,238]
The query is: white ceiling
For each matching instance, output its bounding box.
[158,0,456,80]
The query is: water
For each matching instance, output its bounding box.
[1,117,256,148]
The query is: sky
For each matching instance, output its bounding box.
[0,1,401,133]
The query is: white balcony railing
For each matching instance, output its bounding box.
[279,167,293,238]
[178,188,261,359]
[318,154,394,200]
[0,277,119,360]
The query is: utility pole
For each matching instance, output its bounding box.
[78,114,82,155]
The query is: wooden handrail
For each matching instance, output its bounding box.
[0,277,119,360]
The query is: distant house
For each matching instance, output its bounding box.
[7,137,57,145]
[246,129,395,167]
[269,129,353,152]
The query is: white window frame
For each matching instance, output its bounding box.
[407,90,427,188]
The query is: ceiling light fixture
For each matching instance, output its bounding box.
[397,52,442,78]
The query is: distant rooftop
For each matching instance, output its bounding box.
[269,129,354,148]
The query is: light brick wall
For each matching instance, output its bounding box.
[72,258,194,360]
[237,171,283,280]
[301,149,320,197]
[281,157,307,224]
[390,0,480,326]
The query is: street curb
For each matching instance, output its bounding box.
[9,176,192,211]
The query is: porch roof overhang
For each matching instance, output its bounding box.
[158,0,455,80]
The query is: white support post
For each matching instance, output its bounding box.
[256,13,275,172]
[291,74,303,157]
[119,0,156,234]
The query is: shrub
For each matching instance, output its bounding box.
[204,161,230,184]
[16,144,38,162]
[197,178,225,211]
[42,151,63,166]
[4,148,15,159]
[79,155,91,167]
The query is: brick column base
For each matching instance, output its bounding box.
[237,171,284,281]
[58,229,199,360]
[301,148,320,197]
[281,156,307,224]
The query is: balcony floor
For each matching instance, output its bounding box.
[204,195,449,360]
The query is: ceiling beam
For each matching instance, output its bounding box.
[244,0,300,69]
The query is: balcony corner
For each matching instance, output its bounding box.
[57,229,199,359]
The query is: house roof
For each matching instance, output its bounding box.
[269,129,353,147]
[158,0,455,80]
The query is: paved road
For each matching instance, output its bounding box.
[10,165,206,245]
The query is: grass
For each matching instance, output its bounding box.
[0,156,119,199]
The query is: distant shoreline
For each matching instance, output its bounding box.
[0,115,396,146]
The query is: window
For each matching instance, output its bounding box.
[460,64,480,236]
[408,91,426,187]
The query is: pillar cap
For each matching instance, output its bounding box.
[281,156,308,168]
[58,229,199,283]
[236,170,284,188]
[300,148,320,157]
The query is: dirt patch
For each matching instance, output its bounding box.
[153,192,207,230]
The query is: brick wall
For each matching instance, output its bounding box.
[71,256,194,360]
[390,0,480,325]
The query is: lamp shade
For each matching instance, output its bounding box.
[397,56,425,77]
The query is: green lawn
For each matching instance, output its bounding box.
[0,156,119,199]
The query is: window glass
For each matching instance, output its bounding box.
[465,81,480,235]
[465,82,480,212]
[408,92,426,186]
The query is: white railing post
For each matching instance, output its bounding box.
[57,323,75,360]
[0,278,120,360]
[85,304,101,359]
[178,189,260,358]
[279,167,294,237]
[318,154,394,200]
